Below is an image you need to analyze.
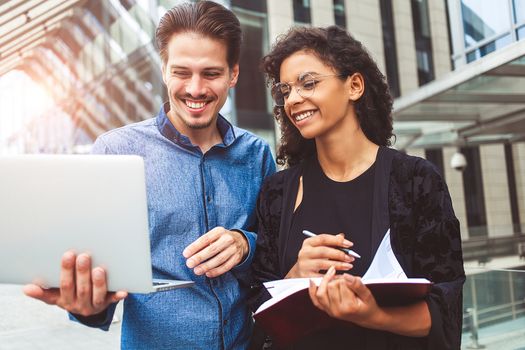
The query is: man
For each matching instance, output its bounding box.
[23,1,275,349]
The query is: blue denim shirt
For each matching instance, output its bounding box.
[72,104,275,349]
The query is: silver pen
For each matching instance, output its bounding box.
[302,230,361,259]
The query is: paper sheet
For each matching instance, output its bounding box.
[362,229,407,281]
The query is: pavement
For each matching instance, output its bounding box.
[0,285,121,350]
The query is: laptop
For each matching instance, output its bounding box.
[0,155,194,293]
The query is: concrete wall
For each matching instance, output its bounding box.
[311,0,334,26]
[479,144,513,237]
[512,142,525,232]
[345,0,386,74]
[392,0,418,94]
[267,0,294,45]
[428,0,452,78]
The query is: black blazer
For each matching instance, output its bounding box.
[249,147,465,350]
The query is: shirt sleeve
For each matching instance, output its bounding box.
[91,136,112,155]
[411,159,466,350]
[232,143,276,273]
[68,303,118,331]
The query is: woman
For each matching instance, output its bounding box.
[249,26,465,350]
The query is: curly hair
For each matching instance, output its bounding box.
[262,26,394,167]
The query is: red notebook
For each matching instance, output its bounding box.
[253,277,432,348]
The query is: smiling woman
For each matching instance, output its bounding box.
[0,70,54,154]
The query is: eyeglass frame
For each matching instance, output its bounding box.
[271,72,346,107]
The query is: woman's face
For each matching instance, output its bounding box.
[279,50,355,139]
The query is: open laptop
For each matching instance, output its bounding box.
[0,155,194,293]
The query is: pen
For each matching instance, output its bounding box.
[302,230,361,259]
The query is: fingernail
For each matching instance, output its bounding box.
[182,249,189,258]
[186,259,195,268]
[343,239,352,247]
[342,263,353,270]
[328,266,335,275]
[194,267,203,275]
[77,255,89,268]
[92,268,103,280]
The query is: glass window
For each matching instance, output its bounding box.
[333,0,346,28]
[379,0,400,97]
[425,148,445,179]
[411,0,434,85]
[231,0,266,12]
[461,146,488,237]
[466,34,512,63]
[461,0,511,48]
[233,10,274,132]
[513,0,525,24]
[293,0,311,24]
[504,144,521,233]
[518,25,525,40]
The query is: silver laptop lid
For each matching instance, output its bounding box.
[0,155,160,293]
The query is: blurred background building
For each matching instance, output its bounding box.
[1,0,525,348]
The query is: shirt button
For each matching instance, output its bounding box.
[207,195,212,202]
[223,319,228,325]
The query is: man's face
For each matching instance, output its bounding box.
[162,32,239,134]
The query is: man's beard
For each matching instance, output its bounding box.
[181,117,214,130]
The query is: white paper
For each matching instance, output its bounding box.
[362,229,407,281]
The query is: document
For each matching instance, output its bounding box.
[253,229,432,347]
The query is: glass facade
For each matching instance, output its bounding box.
[425,148,445,179]
[461,146,488,237]
[379,0,400,97]
[462,0,511,48]
[513,0,525,24]
[293,0,311,24]
[449,0,525,66]
[0,0,277,154]
[231,6,275,145]
[333,0,346,28]
[463,268,525,344]
[411,0,434,85]
[504,144,521,234]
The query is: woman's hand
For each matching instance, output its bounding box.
[286,233,355,278]
[308,267,432,337]
[308,266,385,330]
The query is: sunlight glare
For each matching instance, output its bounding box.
[0,70,54,154]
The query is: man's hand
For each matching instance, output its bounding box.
[23,251,127,317]
[286,233,355,278]
[183,227,248,278]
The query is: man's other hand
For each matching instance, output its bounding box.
[23,251,127,317]
[183,227,248,278]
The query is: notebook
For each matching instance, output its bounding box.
[0,154,194,293]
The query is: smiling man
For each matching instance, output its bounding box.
[23,1,275,349]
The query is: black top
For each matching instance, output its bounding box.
[285,156,375,277]
[248,147,465,350]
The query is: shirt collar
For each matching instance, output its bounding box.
[156,102,236,149]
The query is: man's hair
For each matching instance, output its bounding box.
[155,1,242,68]
[262,26,394,167]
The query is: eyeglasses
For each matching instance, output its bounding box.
[271,73,343,106]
